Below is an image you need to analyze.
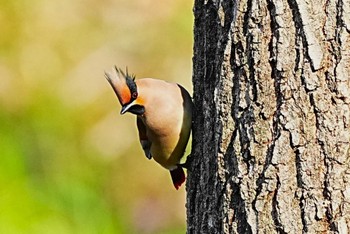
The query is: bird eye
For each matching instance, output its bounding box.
[132,92,138,99]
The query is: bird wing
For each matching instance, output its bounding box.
[137,117,152,159]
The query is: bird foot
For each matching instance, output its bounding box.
[177,154,192,170]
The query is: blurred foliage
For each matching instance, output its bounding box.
[0,0,193,233]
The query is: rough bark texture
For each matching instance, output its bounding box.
[186,0,350,233]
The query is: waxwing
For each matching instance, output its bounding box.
[105,67,193,189]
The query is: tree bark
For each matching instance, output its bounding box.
[186,0,350,233]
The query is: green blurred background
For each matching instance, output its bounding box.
[0,0,193,233]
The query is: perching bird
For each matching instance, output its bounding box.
[105,67,192,189]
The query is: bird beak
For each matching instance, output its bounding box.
[120,101,134,115]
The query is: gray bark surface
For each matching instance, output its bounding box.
[186,0,350,233]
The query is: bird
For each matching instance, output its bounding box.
[105,66,193,190]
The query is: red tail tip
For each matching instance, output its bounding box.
[170,167,186,190]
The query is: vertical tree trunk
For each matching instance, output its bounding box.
[186,0,350,233]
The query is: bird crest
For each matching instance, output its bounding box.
[105,66,138,105]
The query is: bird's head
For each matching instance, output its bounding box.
[105,66,145,115]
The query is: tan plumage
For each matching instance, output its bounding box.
[105,67,192,189]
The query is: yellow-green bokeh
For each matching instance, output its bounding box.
[0,0,193,233]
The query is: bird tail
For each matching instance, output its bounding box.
[170,167,186,190]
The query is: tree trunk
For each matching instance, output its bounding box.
[186,0,350,233]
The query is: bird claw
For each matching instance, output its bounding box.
[177,154,192,170]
